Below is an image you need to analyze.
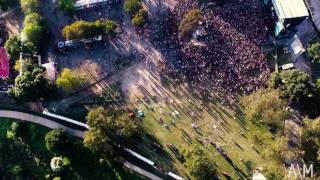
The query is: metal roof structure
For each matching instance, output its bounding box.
[273,0,309,19]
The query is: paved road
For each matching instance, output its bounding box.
[0,110,84,138]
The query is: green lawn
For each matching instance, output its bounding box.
[126,86,285,179]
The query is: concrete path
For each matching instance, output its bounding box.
[0,110,84,138]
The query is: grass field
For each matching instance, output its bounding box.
[123,83,285,179]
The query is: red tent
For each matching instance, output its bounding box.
[0,47,9,78]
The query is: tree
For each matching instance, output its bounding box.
[58,0,75,15]
[269,70,320,117]
[308,42,320,63]
[23,12,43,25]
[124,0,142,15]
[78,60,102,83]
[179,9,203,39]
[132,9,148,27]
[56,68,84,92]
[45,129,69,153]
[20,0,40,14]
[115,113,140,137]
[9,62,53,101]
[242,89,288,131]
[302,117,320,167]
[84,107,141,158]
[5,35,21,62]
[22,22,44,47]
[184,145,218,180]
[62,20,117,40]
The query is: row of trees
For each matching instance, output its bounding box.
[124,0,148,27]
[62,20,117,40]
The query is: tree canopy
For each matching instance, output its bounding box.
[242,89,288,130]
[184,145,218,180]
[302,117,320,169]
[84,107,141,158]
[20,0,40,14]
[179,9,203,39]
[56,68,84,92]
[62,20,117,40]
[308,42,320,63]
[124,0,142,15]
[9,61,53,101]
[132,9,148,27]
[5,35,21,62]
[269,70,320,117]
[269,70,311,101]
[45,129,69,153]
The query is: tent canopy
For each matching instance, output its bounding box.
[273,0,309,20]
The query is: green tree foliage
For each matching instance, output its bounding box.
[302,117,320,171]
[5,35,21,62]
[22,22,44,47]
[84,107,141,158]
[179,9,203,39]
[56,68,84,92]
[132,9,148,27]
[184,145,218,179]
[124,0,142,15]
[58,0,75,15]
[62,20,117,40]
[269,70,320,118]
[9,61,53,101]
[45,129,69,153]
[316,78,320,90]
[20,0,40,14]
[308,42,320,63]
[242,89,288,130]
[23,12,43,25]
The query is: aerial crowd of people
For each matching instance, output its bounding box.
[150,0,271,101]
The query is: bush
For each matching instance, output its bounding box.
[132,9,148,27]
[124,0,142,15]
[179,9,202,39]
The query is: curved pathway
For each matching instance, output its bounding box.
[0,110,85,138]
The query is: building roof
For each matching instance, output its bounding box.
[273,0,309,19]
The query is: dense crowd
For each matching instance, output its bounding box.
[154,0,271,99]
